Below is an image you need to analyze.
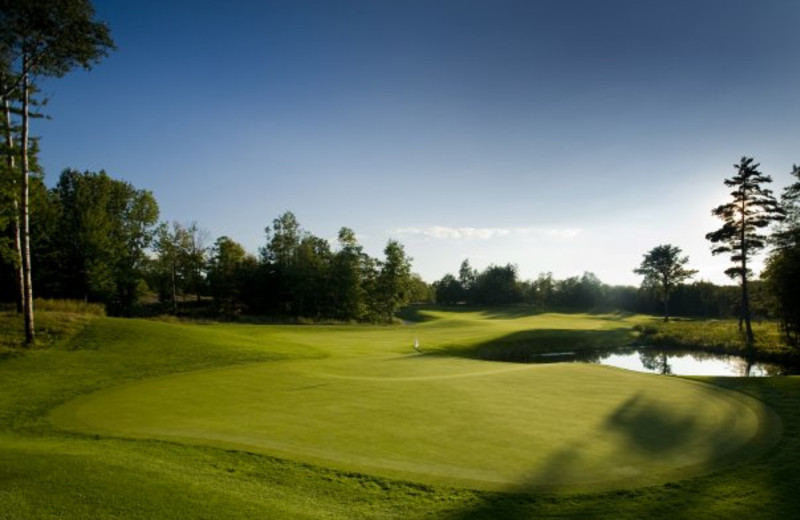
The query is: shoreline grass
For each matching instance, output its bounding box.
[635,318,798,366]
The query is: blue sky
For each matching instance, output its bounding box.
[37,0,800,285]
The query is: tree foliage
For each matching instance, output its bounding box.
[764,164,800,347]
[634,244,697,321]
[706,157,784,345]
[0,0,114,343]
[47,169,158,313]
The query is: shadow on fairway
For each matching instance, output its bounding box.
[436,387,775,520]
[398,305,544,322]
[436,328,636,362]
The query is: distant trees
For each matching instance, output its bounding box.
[472,264,522,305]
[0,0,114,343]
[706,157,784,346]
[246,211,418,322]
[434,260,522,306]
[634,244,697,322]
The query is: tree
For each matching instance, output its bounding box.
[182,222,209,302]
[207,235,249,313]
[634,244,697,322]
[472,264,521,305]
[330,227,367,320]
[47,169,157,312]
[369,240,412,322]
[531,272,555,310]
[764,165,800,347]
[434,274,462,304]
[407,273,433,303]
[153,222,194,314]
[706,157,784,346]
[458,259,477,302]
[0,0,114,343]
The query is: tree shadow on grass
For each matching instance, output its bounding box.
[398,304,545,322]
[434,328,637,363]
[436,386,774,519]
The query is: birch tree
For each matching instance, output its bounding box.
[0,0,114,343]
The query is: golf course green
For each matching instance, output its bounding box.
[1,308,795,518]
[50,310,777,492]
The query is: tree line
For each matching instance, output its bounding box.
[2,3,799,349]
[148,210,430,322]
[432,157,800,349]
[433,262,772,318]
[0,168,425,323]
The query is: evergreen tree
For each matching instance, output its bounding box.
[706,157,784,346]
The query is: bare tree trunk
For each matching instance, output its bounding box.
[2,91,24,314]
[740,200,754,347]
[171,259,178,314]
[20,67,34,345]
[742,267,754,347]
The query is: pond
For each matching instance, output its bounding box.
[530,347,793,377]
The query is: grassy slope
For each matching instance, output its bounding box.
[0,308,798,519]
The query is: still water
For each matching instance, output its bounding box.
[532,347,791,377]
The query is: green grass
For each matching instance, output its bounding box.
[1,306,799,518]
[636,318,796,363]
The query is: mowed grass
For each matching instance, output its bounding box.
[1,307,799,519]
[51,357,775,492]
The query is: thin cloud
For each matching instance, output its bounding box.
[395,226,581,241]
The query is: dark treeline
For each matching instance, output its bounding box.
[433,260,774,320]
[0,169,431,322]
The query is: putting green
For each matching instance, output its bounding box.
[50,354,780,492]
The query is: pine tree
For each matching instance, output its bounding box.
[706,157,784,346]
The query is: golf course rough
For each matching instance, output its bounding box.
[50,353,780,493]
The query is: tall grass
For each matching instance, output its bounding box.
[635,318,795,363]
[33,299,106,316]
[0,299,105,353]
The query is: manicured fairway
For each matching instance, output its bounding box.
[2,308,796,519]
[51,321,777,492]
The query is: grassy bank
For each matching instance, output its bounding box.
[1,307,799,518]
[635,318,797,365]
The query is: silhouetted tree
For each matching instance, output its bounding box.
[207,235,252,313]
[706,157,784,346]
[434,273,462,304]
[472,264,521,305]
[458,258,477,302]
[634,244,697,321]
[764,164,800,347]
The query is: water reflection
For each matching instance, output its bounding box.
[530,347,790,377]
